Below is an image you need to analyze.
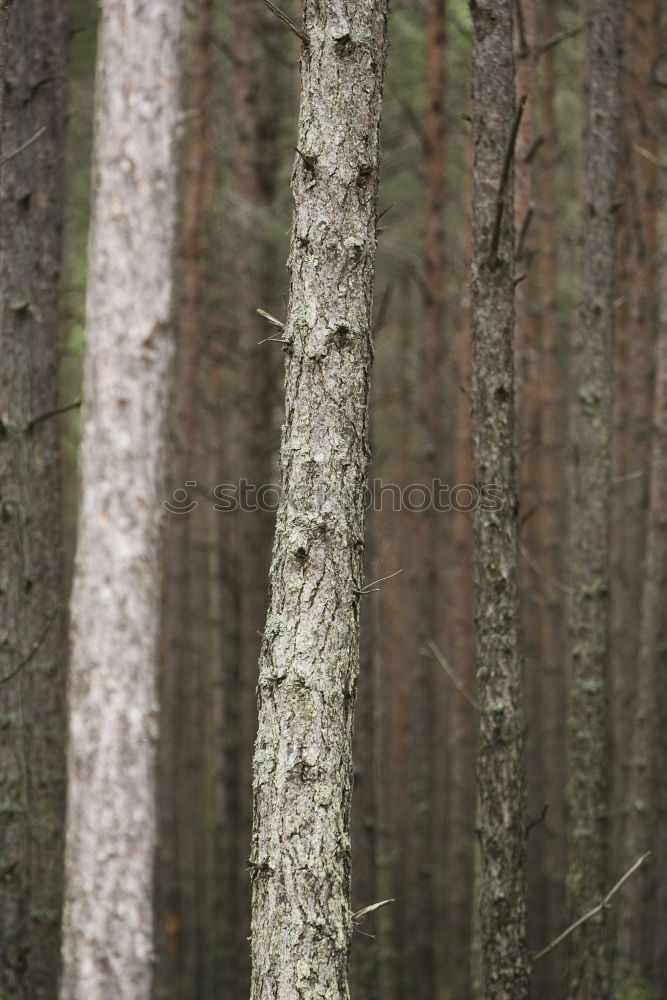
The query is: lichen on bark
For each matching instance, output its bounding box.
[249,4,389,998]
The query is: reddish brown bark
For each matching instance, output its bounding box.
[404,3,447,996]
[155,1,213,995]
[533,4,567,996]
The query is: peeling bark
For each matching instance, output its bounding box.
[60,2,183,998]
[250,3,389,997]
[469,1,529,997]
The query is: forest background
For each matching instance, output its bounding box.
[1,0,665,998]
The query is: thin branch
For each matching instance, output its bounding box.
[256,308,284,330]
[353,567,403,596]
[535,22,587,60]
[27,397,81,431]
[353,898,395,921]
[519,542,574,595]
[397,96,428,154]
[524,134,544,164]
[0,609,59,686]
[517,203,535,259]
[489,95,526,269]
[533,852,651,963]
[526,802,548,835]
[0,124,46,167]
[426,640,479,710]
[258,335,290,346]
[613,469,645,486]
[515,0,527,57]
[259,0,308,45]
[633,143,667,170]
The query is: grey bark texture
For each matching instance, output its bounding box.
[59,2,183,998]
[565,4,622,998]
[249,3,389,998]
[0,0,69,996]
[468,2,529,997]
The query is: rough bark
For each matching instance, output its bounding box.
[249,3,389,997]
[468,2,529,997]
[59,2,183,998]
[0,1,69,996]
[565,4,622,998]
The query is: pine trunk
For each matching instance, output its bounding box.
[60,2,183,997]
[249,3,389,996]
[155,1,214,995]
[565,4,622,998]
[0,1,69,995]
[469,1,529,996]
[535,4,567,995]
[233,2,283,985]
[405,1,447,994]
[618,247,667,996]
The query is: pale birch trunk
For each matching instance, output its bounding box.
[469,1,529,996]
[250,3,389,997]
[60,2,183,998]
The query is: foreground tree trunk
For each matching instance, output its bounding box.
[0,1,69,995]
[60,2,183,997]
[468,2,529,997]
[249,3,389,997]
[565,4,622,999]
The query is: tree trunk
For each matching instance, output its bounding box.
[155,1,213,996]
[610,1,659,926]
[565,4,622,998]
[468,1,529,997]
[534,4,567,996]
[60,2,183,997]
[618,27,665,980]
[249,2,389,996]
[444,122,476,1000]
[405,2,446,995]
[0,1,69,996]
[233,2,284,986]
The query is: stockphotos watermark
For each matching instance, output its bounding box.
[162,479,504,515]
